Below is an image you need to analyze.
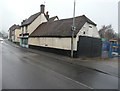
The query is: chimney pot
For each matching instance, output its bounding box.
[46,11,49,19]
[46,11,48,15]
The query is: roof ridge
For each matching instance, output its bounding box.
[56,15,85,22]
[21,12,41,26]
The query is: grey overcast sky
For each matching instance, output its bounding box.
[0,0,119,33]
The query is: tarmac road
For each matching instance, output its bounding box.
[1,40,118,89]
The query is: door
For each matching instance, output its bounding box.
[22,38,29,48]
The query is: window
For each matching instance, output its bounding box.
[83,31,86,34]
[89,26,92,28]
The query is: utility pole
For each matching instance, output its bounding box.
[71,0,76,58]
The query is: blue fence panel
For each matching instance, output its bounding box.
[101,42,110,58]
[102,42,110,51]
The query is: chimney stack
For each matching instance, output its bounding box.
[40,4,45,13]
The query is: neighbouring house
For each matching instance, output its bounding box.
[8,24,21,43]
[8,24,16,41]
[29,15,102,58]
[20,4,58,48]
[13,25,21,44]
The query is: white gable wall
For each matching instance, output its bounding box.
[76,22,100,42]
[28,14,47,35]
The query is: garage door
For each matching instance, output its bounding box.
[77,36,102,58]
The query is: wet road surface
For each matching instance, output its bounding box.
[2,40,118,89]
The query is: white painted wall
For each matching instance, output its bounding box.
[76,22,100,42]
[23,26,27,33]
[28,14,47,34]
[29,37,77,51]
[78,22,100,38]
[21,14,47,35]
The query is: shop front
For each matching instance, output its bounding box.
[20,33,29,48]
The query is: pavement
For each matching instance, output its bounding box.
[73,58,118,77]
[2,40,118,89]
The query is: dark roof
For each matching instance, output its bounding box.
[30,15,97,37]
[21,12,49,27]
[48,16,59,22]
[15,25,21,29]
[9,24,16,31]
[21,12,41,26]
[9,24,20,32]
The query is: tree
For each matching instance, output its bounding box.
[99,25,117,41]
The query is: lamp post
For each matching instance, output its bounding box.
[71,0,76,58]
